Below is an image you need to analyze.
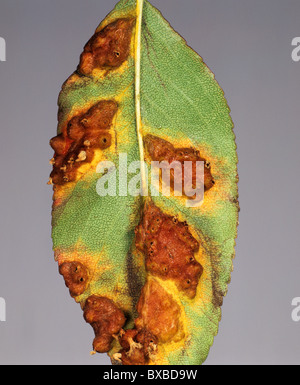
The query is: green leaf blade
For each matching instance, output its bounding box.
[50,0,238,365]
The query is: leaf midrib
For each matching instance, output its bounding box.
[135,0,148,197]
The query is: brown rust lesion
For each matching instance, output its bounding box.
[135,201,203,298]
[117,200,203,363]
[49,100,118,186]
[59,261,89,297]
[78,18,135,76]
[144,134,215,197]
[83,295,126,353]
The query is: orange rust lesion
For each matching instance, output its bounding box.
[144,134,215,197]
[83,295,126,353]
[135,201,203,298]
[135,279,184,344]
[59,261,89,297]
[49,100,118,186]
[78,18,135,76]
[118,279,184,365]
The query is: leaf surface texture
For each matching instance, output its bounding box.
[50,0,239,365]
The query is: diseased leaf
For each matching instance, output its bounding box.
[49,0,239,365]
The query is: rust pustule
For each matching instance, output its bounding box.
[59,261,89,297]
[144,134,215,196]
[119,328,158,365]
[135,201,203,298]
[49,100,118,186]
[83,295,126,354]
[78,18,135,76]
[80,100,118,131]
[49,134,68,156]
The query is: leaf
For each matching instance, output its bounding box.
[49,0,239,365]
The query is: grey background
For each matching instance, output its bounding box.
[0,0,299,365]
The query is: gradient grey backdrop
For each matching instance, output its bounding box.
[0,0,299,365]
